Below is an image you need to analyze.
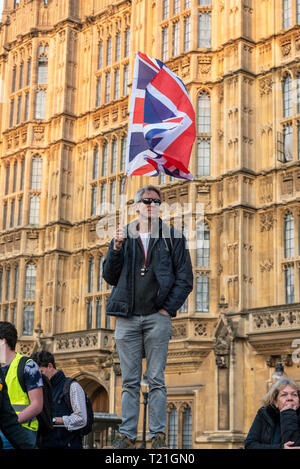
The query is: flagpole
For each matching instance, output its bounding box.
[120,175,129,229]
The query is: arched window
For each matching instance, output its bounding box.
[93,145,99,179]
[283,0,292,29]
[284,213,294,258]
[25,263,36,299]
[168,407,178,449]
[28,194,40,225]
[182,405,192,449]
[97,257,104,291]
[197,92,211,133]
[197,92,211,176]
[196,222,210,266]
[283,75,292,118]
[35,89,47,119]
[88,257,94,293]
[196,274,209,312]
[111,139,117,173]
[31,155,42,189]
[198,12,211,48]
[37,55,48,85]
[102,142,108,176]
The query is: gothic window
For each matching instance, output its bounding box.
[124,29,130,57]
[106,37,112,66]
[105,71,111,103]
[297,0,300,23]
[12,162,17,193]
[88,257,94,293]
[196,274,209,312]
[114,68,120,100]
[37,55,48,84]
[28,194,40,225]
[115,32,121,62]
[16,95,22,125]
[283,75,292,117]
[93,145,99,179]
[20,159,25,190]
[10,99,14,127]
[96,76,102,107]
[19,62,24,89]
[199,0,211,4]
[10,199,15,228]
[111,139,117,173]
[105,310,111,329]
[22,305,34,336]
[283,0,292,29]
[285,265,295,303]
[182,405,193,448]
[110,180,116,206]
[97,257,104,291]
[97,42,103,69]
[12,66,17,93]
[197,92,211,176]
[102,142,108,176]
[172,21,180,57]
[86,300,93,330]
[167,407,178,449]
[91,186,97,216]
[283,124,293,162]
[24,263,36,299]
[5,164,10,195]
[24,92,29,121]
[123,64,129,96]
[17,197,23,226]
[3,202,7,230]
[162,27,169,61]
[6,267,11,301]
[162,0,169,19]
[196,222,210,266]
[31,155,42,189]
[184,16,191,51]
[13,264,19,300]
[284,213,294,258]
[96,299,102,328]
[184,0,191,7]
[35,89,46,119]
[120,135,127,170]
[173,0,180,14]
[198,12,211,48]
[26,59,32,86]
[100,183,107,214]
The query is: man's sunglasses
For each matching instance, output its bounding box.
[138,198,161,206]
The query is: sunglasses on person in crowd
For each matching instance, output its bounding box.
[138,198,162,205]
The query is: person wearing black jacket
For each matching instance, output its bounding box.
[0,369,36,449]
[245,378,300,449]
[103,185,193,449]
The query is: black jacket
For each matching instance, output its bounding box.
[0,369,36,449]
[103,219,193,318]
[245,405,300,449]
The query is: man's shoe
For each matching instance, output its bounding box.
[112,433,136,449]
[151,433,168,449]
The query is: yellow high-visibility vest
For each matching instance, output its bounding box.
[5,353,38,432]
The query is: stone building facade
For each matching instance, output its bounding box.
[0,0,300,448]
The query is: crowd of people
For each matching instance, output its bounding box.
[1,185,300,450]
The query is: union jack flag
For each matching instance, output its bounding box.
[125,52,195,180]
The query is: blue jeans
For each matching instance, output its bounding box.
[0,427,37,449]
[115,312,172,441]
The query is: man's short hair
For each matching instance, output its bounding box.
[0,321,18,351]
[134,185,162,204]
[31,350,56,369]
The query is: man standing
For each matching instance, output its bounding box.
[0,321,43,449]
[103,185,193,449]
[32,350,87,449]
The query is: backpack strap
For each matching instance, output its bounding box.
[17,356,32,395]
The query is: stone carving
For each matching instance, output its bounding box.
[252,309,300,331]
[260,211,274,231]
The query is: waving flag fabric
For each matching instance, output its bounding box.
[126,52,195,180]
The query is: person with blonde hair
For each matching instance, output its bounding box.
[245,378,300,449]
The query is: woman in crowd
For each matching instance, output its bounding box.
[245,377,300,449]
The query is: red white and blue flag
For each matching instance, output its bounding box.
[126,52,195,180]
